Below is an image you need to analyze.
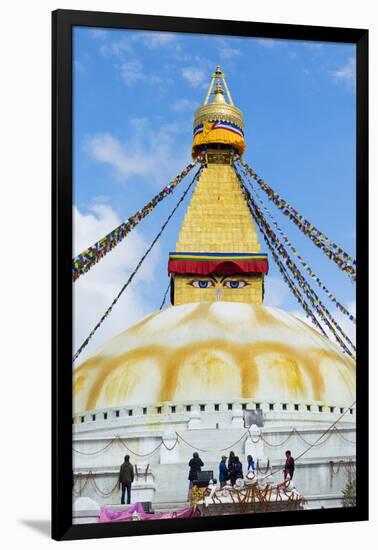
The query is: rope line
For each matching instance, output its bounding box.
[73,165,204,362]
[234,167,328,338]
[233,165,355,358]
[294,400,356,462]
[72,160,199,282]
[239,164,356,325]
[256,458,271,475]
[242,177,353,354]
[237,158,356,280]
[159,280,171,310]
[74,465,149,497]
[251,193,355,356]
[176,431,248,453]
[72,424,355,456]
[116,437,164,457]
[258,400,357,482]
[333,428,356,444]
[240,167,356,349]
[330,459,355,476]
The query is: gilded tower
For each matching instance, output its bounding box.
[168,66,268,306]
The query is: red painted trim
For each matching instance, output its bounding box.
[168,259,269,275]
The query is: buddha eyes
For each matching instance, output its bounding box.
[191,280,214,288]
[190,280,248,289]
[223,280,247,289]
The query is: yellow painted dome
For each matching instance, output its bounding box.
[73,302,355,413]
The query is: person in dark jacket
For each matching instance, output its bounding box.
[234,456,243,480]
[188,452,204,499]
[284,450,295,480]
[228,451,237,485]
[119,455,134,505]
[219,455,229,487]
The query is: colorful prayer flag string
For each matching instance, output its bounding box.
[73,165,204,362]
[233,170,328,337]
[72,160,201,282]
[236,158,356,281]
[233,166,355,359]
[239,164,356,325]
[251,194,356,355]
[251,198,327,337]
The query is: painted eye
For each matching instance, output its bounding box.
[191,280,214,288]
[223,280,247,289]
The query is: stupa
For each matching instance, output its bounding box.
[72,67,356,519]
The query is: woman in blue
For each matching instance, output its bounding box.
[247,454,255,473]
[219,455,229,487]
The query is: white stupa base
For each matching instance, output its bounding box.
[73,399,355,516]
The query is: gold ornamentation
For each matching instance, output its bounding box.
[192,66,245,158]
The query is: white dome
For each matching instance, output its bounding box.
[73,302,355,413]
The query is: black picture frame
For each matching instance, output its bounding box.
[52,9,369,541]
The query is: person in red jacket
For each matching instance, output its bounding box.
[284,450,295,480]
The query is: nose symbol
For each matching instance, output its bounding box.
[215,288,222,302]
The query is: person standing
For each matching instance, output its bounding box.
[284,450,295,480]
[219,455,229,487]
[119,455,134,505]
[247,454,255,473]
[228,451,237,485]
[188,452,204,499]
[234,456,243,480]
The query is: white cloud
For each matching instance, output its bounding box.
[121,58,145,86]
[303,42,323,50]
[98,30,177,58]
[100,36,133,57]
[181,66,208,89]
[90,194,111,204]
[332,299,356,346]
[256,38,276,49]
[140,31,178,49]
[219,47,241,60]
[332,57,355,89]
[73,202,161,363]
[288,51,299,60]
[171,98,198,112]
[90,29,108,40]
[115,58,170,88]
[85,117,191,185]
[264,276,290,308]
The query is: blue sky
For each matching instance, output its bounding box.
[73,27,356,362]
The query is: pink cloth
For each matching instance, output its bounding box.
[99,503,201,523]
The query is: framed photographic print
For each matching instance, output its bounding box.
[52,9,368,541]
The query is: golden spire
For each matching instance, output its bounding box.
[168,66,267,307]
[192,66,245,158]
[176,163,261,253]
[213,81,225,103]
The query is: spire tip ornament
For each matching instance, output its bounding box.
[192,66,245,159]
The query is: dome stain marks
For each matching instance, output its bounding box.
[78,345,168,410]
[252,305,281,327]
[73,304,356,413]
[166,343,242,401]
